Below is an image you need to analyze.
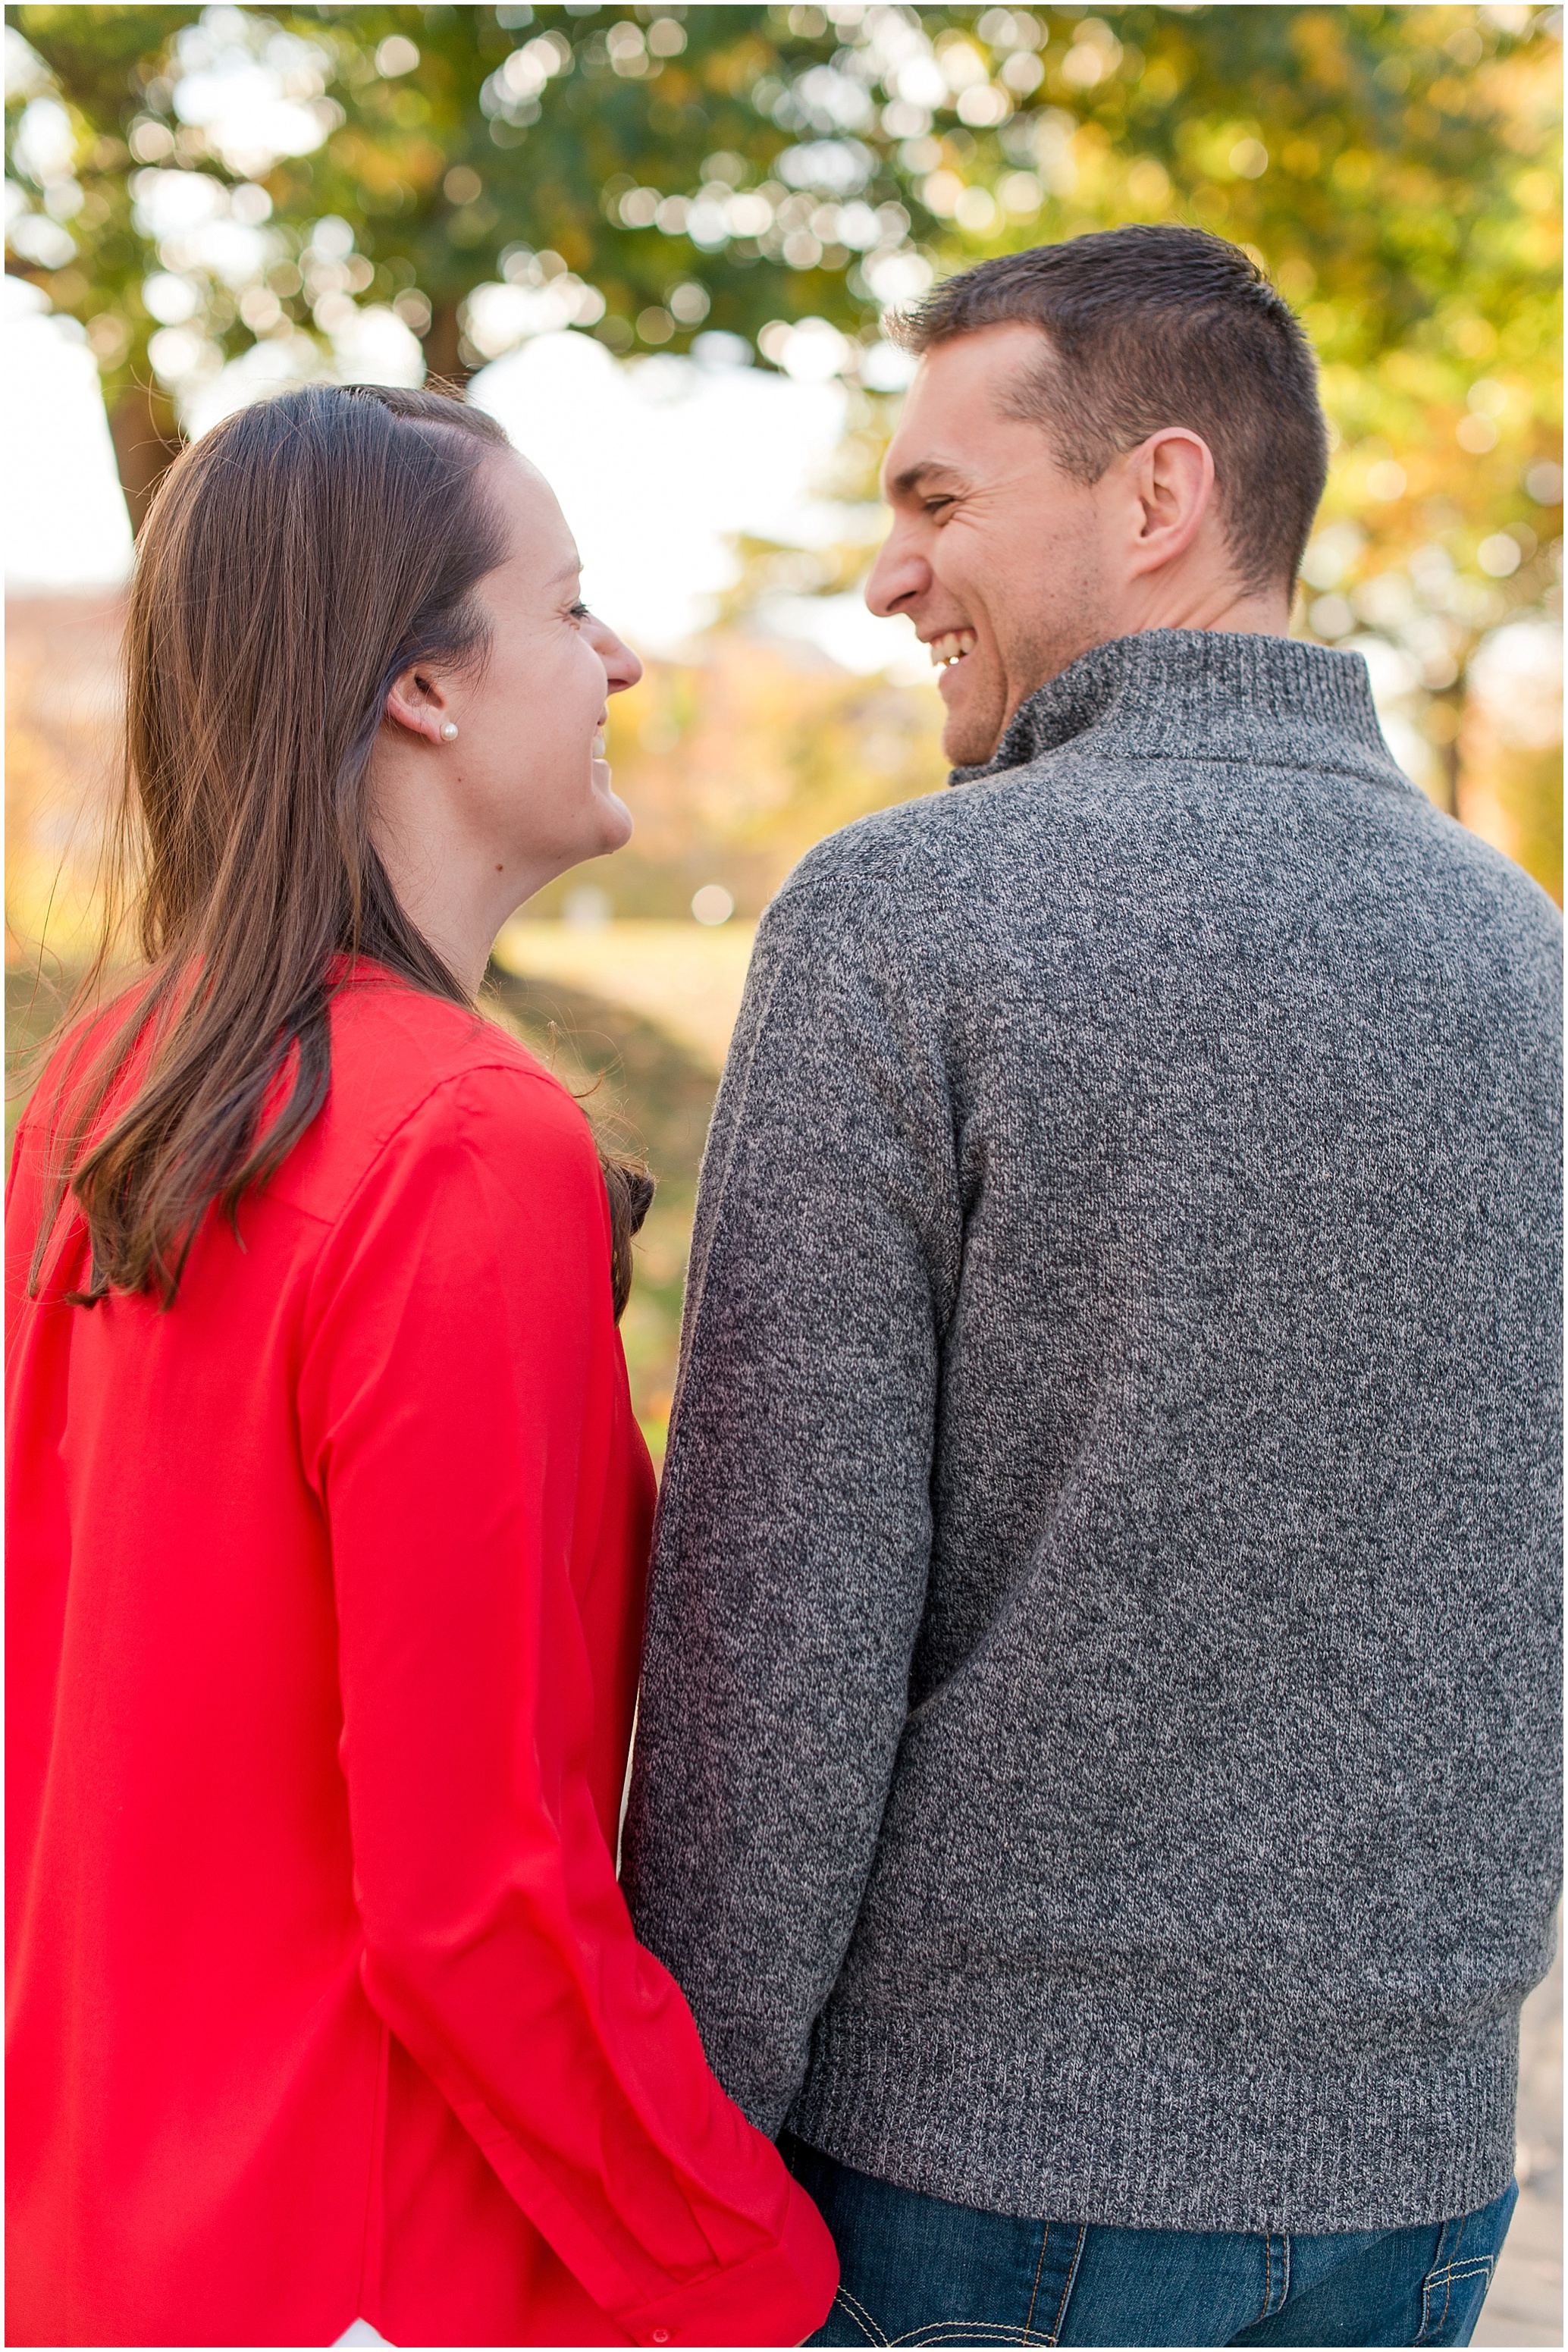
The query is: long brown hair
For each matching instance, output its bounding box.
[29,382,648,1314]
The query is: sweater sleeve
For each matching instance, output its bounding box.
[295,1062,837,2349]
[622,874,963,2132]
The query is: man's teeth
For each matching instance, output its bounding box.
[591,733,607,758]
[930,631,977,668]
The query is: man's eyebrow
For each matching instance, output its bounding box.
[546,557,582,588]
[889,458,970,498]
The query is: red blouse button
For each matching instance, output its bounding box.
[651,2331,671,2344]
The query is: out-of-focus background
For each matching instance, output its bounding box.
[7,0,1563,1437]
[3,8,1562,2332]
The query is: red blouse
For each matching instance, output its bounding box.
[6,970,836,2348]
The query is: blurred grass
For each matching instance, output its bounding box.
[5,961,75,1166]
[481,958,721,1466]
[7,956,717,1472]
[491,917,754,1075]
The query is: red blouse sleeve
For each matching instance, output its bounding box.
[296,1062,836,2349]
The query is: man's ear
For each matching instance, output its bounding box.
[1123,428,1215,579]
[384,664,454,744]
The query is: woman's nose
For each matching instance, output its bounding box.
[594,621,643,694]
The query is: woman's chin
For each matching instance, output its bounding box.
[591,776,635,855]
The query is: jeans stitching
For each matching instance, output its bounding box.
[1415,2251,1497,2347]
[1021,2221,1050,2345]
[1259,2232,1290,2321]
[835,2284,890,2346]
[1044,2224,1087,2346]
[1438,2266,1457,2343]
[1417,2268,1452,2347]
[836,2198,1498,2352]
[1414,2214,1458,2344]
[892,2328,1033,2346]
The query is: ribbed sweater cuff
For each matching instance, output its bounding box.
[789,2008,1519,2234]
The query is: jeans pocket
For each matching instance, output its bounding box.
[1413,2181,1519,2350]
[1413,2255,1498,2347]
[810,2284,892,2347]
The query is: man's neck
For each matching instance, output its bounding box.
[1121,572,1292,641]
[978,588,1303,773]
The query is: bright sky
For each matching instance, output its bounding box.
[7,276,1555,762]
[2,276,925,676]
[5,276,135,589]
[469,327,921,671]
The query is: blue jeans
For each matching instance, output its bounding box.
[782,2136,1517,2348]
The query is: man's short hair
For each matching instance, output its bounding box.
[892,224,1330,597]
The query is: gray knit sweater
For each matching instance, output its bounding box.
[622,630,1562,2234]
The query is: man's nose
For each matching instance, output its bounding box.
[864,528,930,619]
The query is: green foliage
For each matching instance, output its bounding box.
[9,7,1558,387]
[6,2,1561,864]
[5,3,1561,1423]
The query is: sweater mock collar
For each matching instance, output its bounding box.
[948,629,1418,795]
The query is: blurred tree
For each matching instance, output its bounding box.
[559,628,950,919]
[5,2,1560,867]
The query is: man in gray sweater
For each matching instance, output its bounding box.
[623,227,1561,2347]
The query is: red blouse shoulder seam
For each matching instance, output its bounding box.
[314,1055,588,1247]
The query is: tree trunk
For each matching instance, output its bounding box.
[107,321,478,532]
[108,382,184,535]
[1431,681,1466,820]
[422,299,473,392]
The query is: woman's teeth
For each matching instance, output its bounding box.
[930,631,977,668]
[591,733,606,760]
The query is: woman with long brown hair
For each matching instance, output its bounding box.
[5,384,836,2348]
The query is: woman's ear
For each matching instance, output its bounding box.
[384,665,456,745]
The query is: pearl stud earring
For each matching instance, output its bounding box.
[441,721,459,742]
